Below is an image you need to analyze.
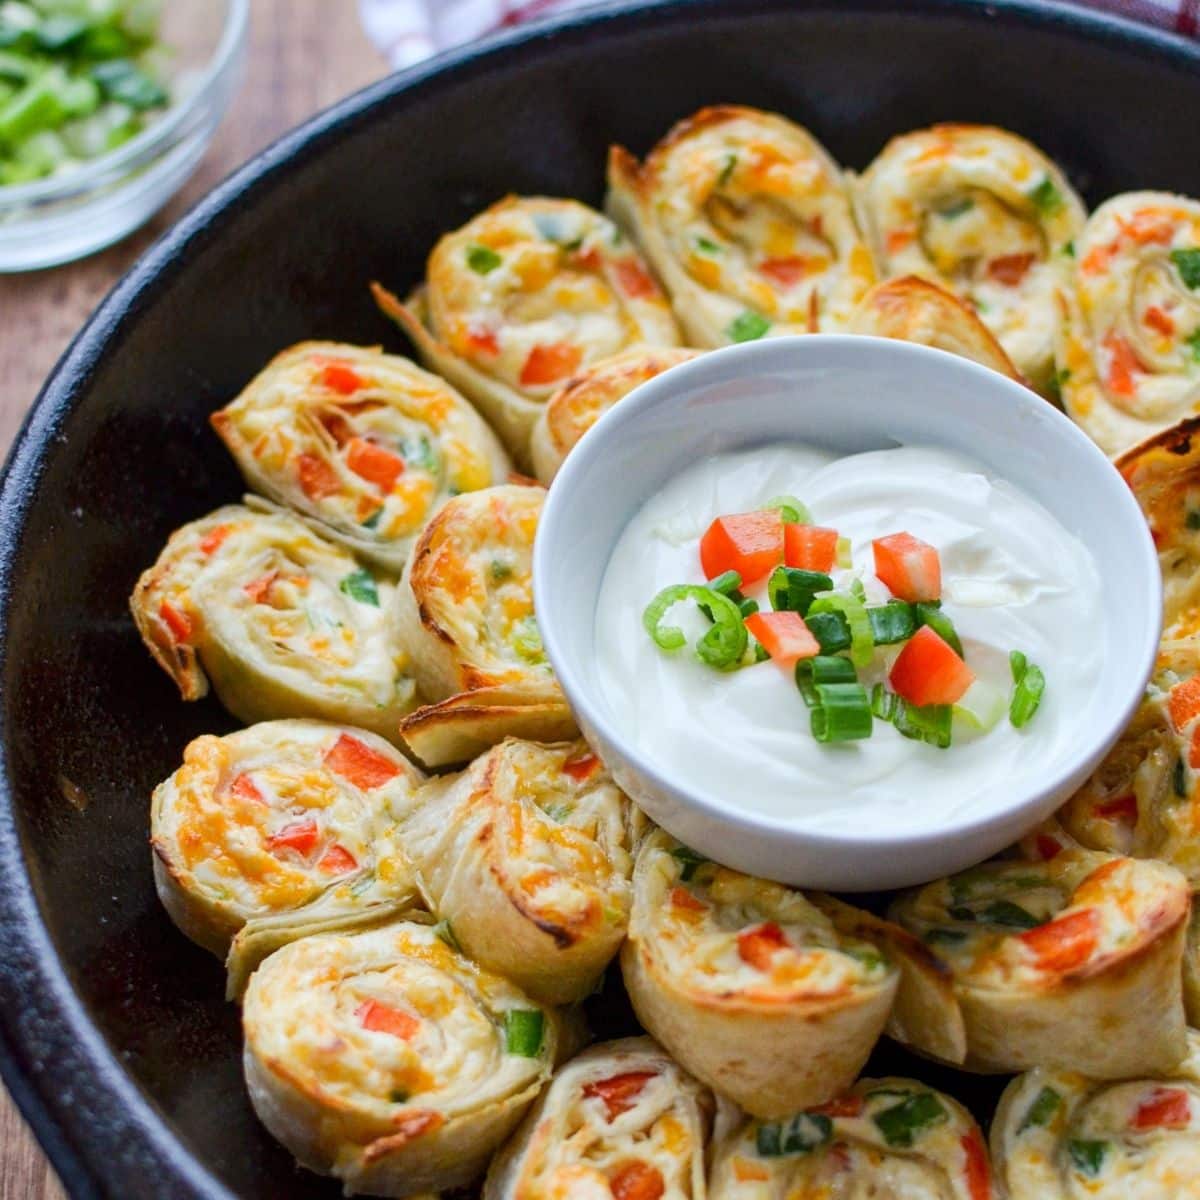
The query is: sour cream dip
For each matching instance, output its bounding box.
[593,443,1104,836]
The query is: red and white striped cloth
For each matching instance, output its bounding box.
[358,0,1199,68]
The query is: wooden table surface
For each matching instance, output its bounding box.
[0,4,387,1194]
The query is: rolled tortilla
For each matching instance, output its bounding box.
[210,341,510,575]
[242,919,559,1197]
[130,502,418,739]
[992,1030,1200,1198]
[529,347,701,484]
[854,123,1085,391]
[394,484,576,767]
[1057,421,1200,885]
[483,1036,716,1200]
[710,1077,994,1200]
[372,195,680,460]
[608,105,876,344]
[887,850,1190,1077]
[620,830,899,1117]
[150,720,425,996]
[1057,192,1200,454]
[403,737,647,1005]
[849,275,1023,382]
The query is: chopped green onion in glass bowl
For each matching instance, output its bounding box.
[0,0,247,271]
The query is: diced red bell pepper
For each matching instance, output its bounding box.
[888,626,974,707]
[811,1094,865,1118]
[744,611,819,666]
[1144,305,1176,337]
[736,921,788,970]
[614,258,657,298]
[345,438,405,493]
[562,752,600,782]
[355,999,419,1039]
[759,256,810,287]
[267,819,319,857]
[986,252,1036,287]
[297,453,341,500]
[324,733,401,789]
[159,600,192,644]
[1131,1087,1192,1130]
[961,1130,992,1200]
[1093,794,1137,822]
[873,532,941,602]
[582,1071,658,1121]
[320,362,365,395]
[784,524,838,572]
[1103,332,1140,398]
[609,1162,665,1200]
[1168,676,1200,731]
[520,341,583,387]
[228,773,264,806]
[669,886,707,914]
[199,525,231,556]
[318,845,358,875]
[699,511,783,584]
[1019,908,1098,973]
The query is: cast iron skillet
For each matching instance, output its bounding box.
[2,1,1199,1195]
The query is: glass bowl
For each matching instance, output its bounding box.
[0,0,248,272]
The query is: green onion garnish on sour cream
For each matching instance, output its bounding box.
[640,498,1047,746]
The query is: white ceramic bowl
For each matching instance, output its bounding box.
[534,335,1161,890]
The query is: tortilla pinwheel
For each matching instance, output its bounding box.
[849,275,1023,381]
[210,341,510,574]
[854,123,1085,391]
[403,737,646,1005]
[620,830,898,1117]
[150,719,425,996]
[131,503,418,739]
[529,346,701,484]
[484,1036,718,1200]
[608,105,877,344]
[710,1077,994,1200]
[372,195,681,459]
[242,919,560,1196]
[992,1030,1200,1199]
[1058,192,1200,453]
[394,484,576,767]
[887,850,1191,1077]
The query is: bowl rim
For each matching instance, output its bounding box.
[0,1,1197,1196]
[0,0,250,209]
[534,334,1162,873]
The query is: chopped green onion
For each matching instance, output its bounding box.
[643,583,748,669]
[867,601,916,645]
[1187,510,1200,530]
[805,610,850,654]
[1063,239,1075,258]
[871,683,897,721]
[669,844,709,881]
[893,701,952,749]
[504,1009,545,1057]
[798,656,858,708]
[811,681,873,743]
[738,597,759,618]
[1019,1086,1062,1132]
[490,559,513,581]
[339,569,380,607]
[755,1112,832,1157]
[1175,756,1187,798]
[1171,248,1200,290]
[708,569,742,595]
[922,928,968,946]
[953,682,1006,732]
[89,58,166,110]
[835,535,852,568]
[768,567,832,616]
[433,919,461,952]
[764,494,811,524]
[512,617,545,664]
[1010,661,1046,728]
[361,506,383,530]
[466,243,502,274]
[1067,1140,1109,1178]
[696,235,721,254]
[1029,176,1064,216]
[717,152,737,185]
[389,1088,409,1103]
[754,643,770,663]
[872,1092,948,1147]
[914,601,962,656]
[809,591,873,668]
[728,311,771,342]
[950,899,1039,929]
[939,197,974,219]
[34,16,88,53]
[1010,650,1027,682]
[1187,329,1200,362]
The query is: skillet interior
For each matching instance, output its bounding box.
[2,1,1200,1196]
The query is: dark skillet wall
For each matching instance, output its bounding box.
[2,3,1199,1197]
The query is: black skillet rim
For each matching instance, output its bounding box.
[1,1,1198,1196]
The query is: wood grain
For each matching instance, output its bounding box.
[0,3,387,1194]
